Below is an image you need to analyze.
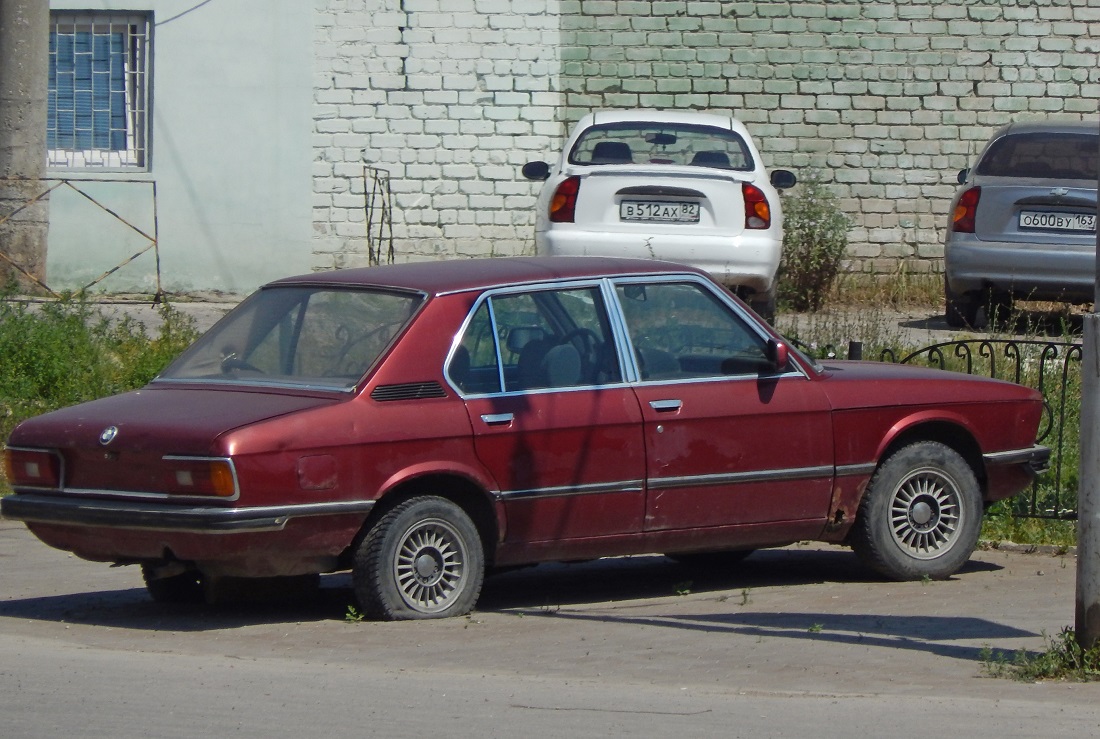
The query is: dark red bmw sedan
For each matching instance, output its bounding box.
[2,257,1049,619]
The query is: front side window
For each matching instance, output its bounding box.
[614,281,771,380]
[448,286,620,394]
[569,122,753,170]
[48,12,151,170]
[159,287,423,391]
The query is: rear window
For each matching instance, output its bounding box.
[568,122,754,170]
[158,286,423,391]
[975,131,1099,180]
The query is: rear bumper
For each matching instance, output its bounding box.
[945,236,1095,303]
[537,229,779,293]
[0,494,375,534]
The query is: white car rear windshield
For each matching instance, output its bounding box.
[975,132,1099,180]
[569,122,754,171]
[157,286,423,391]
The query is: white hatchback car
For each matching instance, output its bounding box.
[522,109,796,320]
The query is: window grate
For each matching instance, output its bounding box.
[47,12,151,170]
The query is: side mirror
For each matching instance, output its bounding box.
[522,161,551,181]
[770,169,797,190]
[766,339,789,371]
[957,168,970,185]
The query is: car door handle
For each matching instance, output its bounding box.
[480,413,514,426]
[649,399,682,412]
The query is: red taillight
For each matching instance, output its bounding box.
[162,457,238,498]
[952,187,981,233]
[549,176,581,223]
[742,183,771,229]
[3,447,62,489]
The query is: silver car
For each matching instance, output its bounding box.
[944,120,1098,328]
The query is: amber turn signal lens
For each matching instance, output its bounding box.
[163,457,238,497]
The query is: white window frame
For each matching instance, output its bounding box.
[47,11,151,171]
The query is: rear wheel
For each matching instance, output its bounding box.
[141,564,205,604]
[851,441,982,581]
[749,289,777,324]
[944,281,978,328]
[353,496,485,620]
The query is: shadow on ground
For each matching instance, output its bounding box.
[0,546,1001,633]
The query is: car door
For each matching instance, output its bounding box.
[449,284,646,550]
[611,279,834,536]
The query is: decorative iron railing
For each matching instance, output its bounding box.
[878,339,1079,520]
[794,337,1081,519]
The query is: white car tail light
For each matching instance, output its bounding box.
[742,183,771,229]
[550,176,581,223]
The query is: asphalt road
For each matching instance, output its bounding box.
[1,519,1097,738]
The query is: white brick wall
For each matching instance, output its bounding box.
[313,0,1100,276]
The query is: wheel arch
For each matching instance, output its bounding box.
[345,472,500,568]
[877,419,986,493]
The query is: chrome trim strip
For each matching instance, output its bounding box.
[646,464,835,491]
[0,495,376,534]
[497,480,645,501]
[835,462,877,478]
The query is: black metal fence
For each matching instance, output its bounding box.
[876,339,1081,520]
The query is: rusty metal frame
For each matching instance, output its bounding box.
[0,175,161,298]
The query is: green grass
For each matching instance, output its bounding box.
[1,294,199,492]
[982,627,1100,682]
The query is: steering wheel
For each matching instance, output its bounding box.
[221,354,265,374]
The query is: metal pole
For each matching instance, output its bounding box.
[1076,119,1100,648]
[0,0,50,287]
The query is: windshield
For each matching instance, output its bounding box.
[157,286,423,391]
[568,122,754,170]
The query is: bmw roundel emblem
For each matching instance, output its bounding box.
[99,426,119,446]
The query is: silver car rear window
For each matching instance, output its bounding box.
[975,132,1099,180]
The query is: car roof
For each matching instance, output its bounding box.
[585,108,738,130]
[264,256,709,296]
[993,119,1098,137]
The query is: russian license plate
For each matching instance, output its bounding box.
[1019,211,1096,232]
[620,200,700,223]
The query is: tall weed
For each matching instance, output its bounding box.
[777,169,851,312]
[0,296,198,446]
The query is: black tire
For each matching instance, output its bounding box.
[944,280,979,328]
[141,564,205,604]
[749,289,777,324]
[667,550,755,569]
[353,496,485,620]
[851,441,982,581]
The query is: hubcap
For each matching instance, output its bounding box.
[393,518,467,613]
[889,468,962,560]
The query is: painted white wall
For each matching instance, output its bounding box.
[46,0,314,294]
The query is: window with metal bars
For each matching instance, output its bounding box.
[47,12,150,170]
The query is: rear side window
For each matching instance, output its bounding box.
[448,286,621,395]
[975,132,1099,180]
[569,122,754,170]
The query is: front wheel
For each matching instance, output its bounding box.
[851,442,982,581]
[353,496,485,620]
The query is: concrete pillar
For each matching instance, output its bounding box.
[0,0,50,289]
